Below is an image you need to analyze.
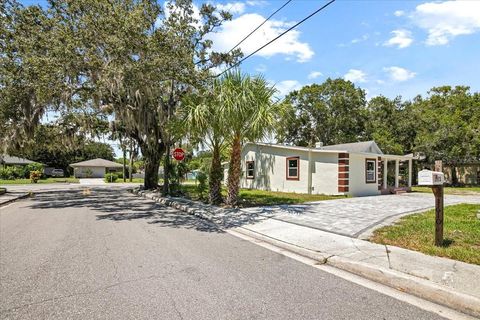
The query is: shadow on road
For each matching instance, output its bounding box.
[27,189,221,233]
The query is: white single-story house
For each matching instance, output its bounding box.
[70,158,123,178]
[223,141,414,197]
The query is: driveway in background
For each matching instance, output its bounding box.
[79,178,106,185]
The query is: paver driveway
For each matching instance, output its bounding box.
[242,193,480,238]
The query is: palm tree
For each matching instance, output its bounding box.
[220,71,279,206]
[183,81,226,204]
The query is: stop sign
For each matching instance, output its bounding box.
[172,148,185,161]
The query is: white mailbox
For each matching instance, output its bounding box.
[418,169,445,186]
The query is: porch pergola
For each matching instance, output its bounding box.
[380,154,414,190]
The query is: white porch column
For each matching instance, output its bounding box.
[395,159,400,188]
[408,159,412,187]
[383,158,388,189]
[307,148,312,194]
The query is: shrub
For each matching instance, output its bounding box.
[24,162,44,178]
[196,171,208,200]
[30,170,42,183]
[0,166,23,180]
[104,173,118,183]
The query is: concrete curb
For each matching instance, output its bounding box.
[0,193,30,207]
[130,188,480,318]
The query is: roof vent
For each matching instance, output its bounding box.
[315,142,324,149]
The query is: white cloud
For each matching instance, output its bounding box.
[383,29,413,48]
[209,13,314,62]
[216,2,246,15]
[307,71,322,79]
[246,0,268,6]
[394,10,405,17]
[413,1,480,46]
[344,69,367,83]
[351,34,369,44]
[383,66,416,82]
[274,80,302,96]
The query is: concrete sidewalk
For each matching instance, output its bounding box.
[133,188,480,317]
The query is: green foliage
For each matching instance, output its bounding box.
[25,162,44,173]
[365,96,409,154]
[219,71,281,205]
[0,167,24,180]
[0,2,62,148]
[104,173,118,183]
[196,171,208,200]
[413,86,479,164]
[29,170,42,183]
[276,78,367,147]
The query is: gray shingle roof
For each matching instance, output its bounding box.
[70,158,123,168]
[0,155,35,165]
[320,141,384,154]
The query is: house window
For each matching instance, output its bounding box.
[286,157,300,180]
[246,161,254,179]
[366,159,376,183]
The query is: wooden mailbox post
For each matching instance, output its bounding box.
[418,169,445,246]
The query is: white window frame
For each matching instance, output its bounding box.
[366,159,377,183]
[246,161,255,179]
[286,157,300,180]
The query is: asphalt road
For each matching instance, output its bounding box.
[0,189,448,320]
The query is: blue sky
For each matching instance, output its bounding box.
[207,0,480,99]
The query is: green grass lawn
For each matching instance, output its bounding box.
[370,204,480,265]
[0,177,79,185]
[412,186,480,195]
[179,184,347,207]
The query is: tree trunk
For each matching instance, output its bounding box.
[451,165,458,186]
[226,134,242,206]
[122,147,127,182]
[209,144,223,205]
[163,144,171,195]
[129,140,133,183]
[141,144,162,190]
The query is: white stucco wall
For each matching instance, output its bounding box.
[348,154,380,197]
[238,144,341,195]
[311,152,339,195]
[74,167,106,178]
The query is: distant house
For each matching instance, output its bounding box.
[223,141,414,197]
[70,158,123,178]
[0,155,35,167]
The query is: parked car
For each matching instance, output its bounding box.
[51,169,64,177]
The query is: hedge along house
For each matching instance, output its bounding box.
[224,141,414,197]
[70,158,123,178]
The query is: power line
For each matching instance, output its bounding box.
[196,0,292,66]
[227,0,293,55]
[215,0,336,78]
